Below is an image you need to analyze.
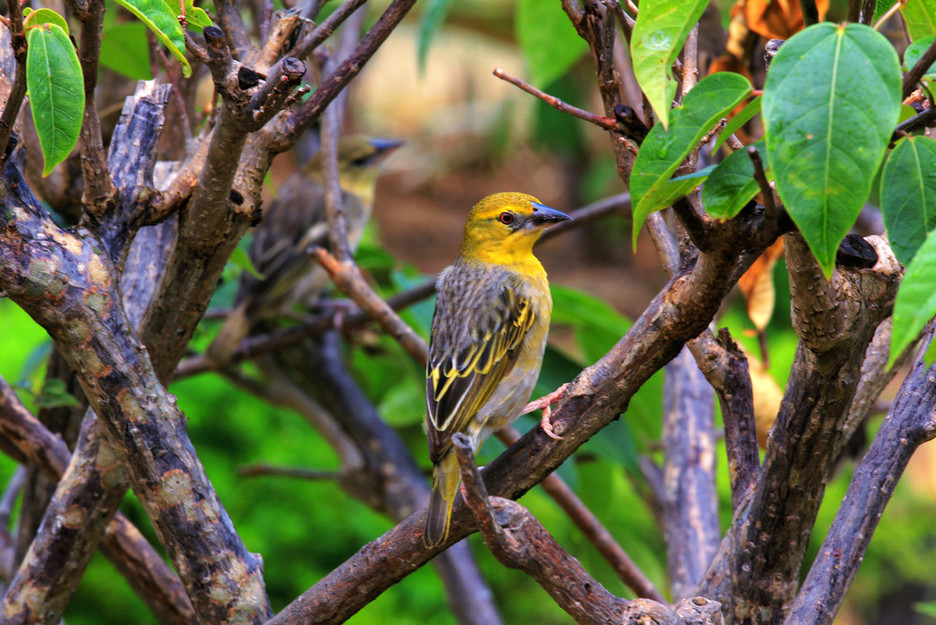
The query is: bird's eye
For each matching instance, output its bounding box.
[498,212,515,225]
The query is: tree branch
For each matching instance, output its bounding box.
[452,433,628,625]
[492,68,618,131]
[699,233,901,621]
[662,348,719,601]
[786,333,936,625]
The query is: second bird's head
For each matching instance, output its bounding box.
[459,192,572,264]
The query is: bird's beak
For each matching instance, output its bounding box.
[528,202,573,227]
[368,138,405,160]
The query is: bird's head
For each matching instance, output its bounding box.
[459,192,572,266]
[307,135,403,201]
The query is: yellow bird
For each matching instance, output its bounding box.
[208,135,401,365]
[424,192,571,547]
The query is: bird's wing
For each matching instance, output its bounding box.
[235,176,327,308]
[426,273,535,463]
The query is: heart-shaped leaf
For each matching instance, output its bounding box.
[763,23,901,276]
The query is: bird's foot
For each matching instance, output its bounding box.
[523,383,569,440]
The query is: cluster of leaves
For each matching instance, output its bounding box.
[23,0,209,174]
[627,1,936,369]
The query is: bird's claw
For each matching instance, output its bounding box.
[523,383,569,440]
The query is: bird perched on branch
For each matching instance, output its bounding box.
[424,192,572,547]
[207,135,402,366]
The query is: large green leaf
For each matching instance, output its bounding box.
[114,0,191,77]
[881,136,936,266]
[516,0,587,87]
[889,230,936,367]
[763,23,901,276]
[26,24,85,176]
[630,0,708,129]
[703,140,769,220]
[630,72,752,245]
[903,0,936,40]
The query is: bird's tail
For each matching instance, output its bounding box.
[206,301,251,367]
[424,450,460,548]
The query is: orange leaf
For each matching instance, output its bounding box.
[738,238,784,331]
[733,0,830,40]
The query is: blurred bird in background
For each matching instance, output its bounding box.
[208,135,402,365]
[424,192,571,547]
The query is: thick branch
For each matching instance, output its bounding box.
[0,164,271,623]
[689,329,760,511]
[786,342,936,625]
[699,233,901,622]
[662,348,719,600]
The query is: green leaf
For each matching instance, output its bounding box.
[229,247,265,279]
[630,72,752,245]
[703,140,769,220]
[516,0,588,86]
[26,24,85,177]
[630,0,708,129]
[164,0,213,32]
[889,230,936,368]
[114,0,191,77]
[763,23,901,276]
[881,136,936,265]
[23,8,70,33]
[100,21,153,79]
[903,36,936,80]
[417,0,455,72]
[902,0,936,40]
[35,377,80,408]
[713,95,761,153]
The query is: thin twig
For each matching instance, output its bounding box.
[292,0,369,60]
[747,145,777,221]
[75,0,117,217]
[874,1,904,30]
[238,464,342,480]
[894,105,936,135]
[493,68,618,131]
[902,35,936,98]
[284,0,419,142]
[312,247,430,365]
